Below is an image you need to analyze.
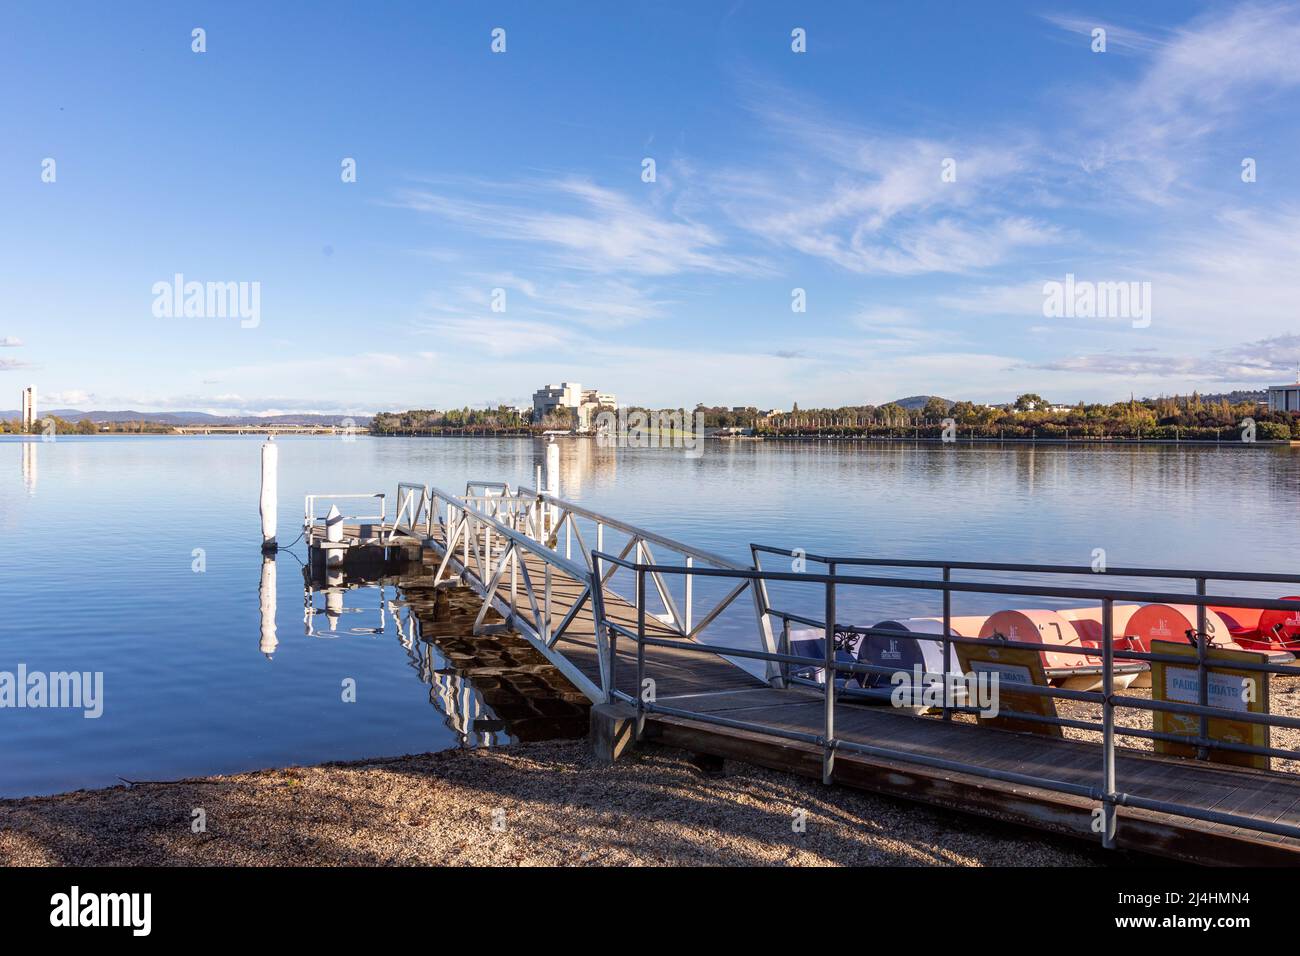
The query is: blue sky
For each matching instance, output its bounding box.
[3,0,1300,415]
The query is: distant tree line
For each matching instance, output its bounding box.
[370,405,534,434]
[1,415,120,435]
[369,391,1299,441]
[760,393,1299,441]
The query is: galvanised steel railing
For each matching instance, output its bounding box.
[382,481,769,702]
[416,483,607,699]
[303,492,387,530]
[591,549,1300,850]
[752,543,1300,736]
[516,486,762,647]
[386,482,431,543]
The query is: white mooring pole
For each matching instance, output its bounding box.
[546,439,560,531]
[260,437,278,551]
[324,503,344,568]
[534,463,544,540]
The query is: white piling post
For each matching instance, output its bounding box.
[325,504,344,568]
[546,440,560,531]
[260,437,278,551]
[533,463,544,539]
[259,554,278,659]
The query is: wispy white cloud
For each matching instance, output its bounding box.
[420,317,577,356]
[704,95,1052,275]
[1047,3,1300,204]
[394,177,765,276]
[1135,3,1300,116]
[1030,333,1300,383]
[852,306,955,349]
[844,216,1062,275]
[1041,14,1164,55]
[118,351,448,415]
[42,389,94,406]
[459,273,670,327]
[937,206,1300,343]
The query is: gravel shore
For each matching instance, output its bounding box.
[14,656,1288,867]
[0,740,1104,867]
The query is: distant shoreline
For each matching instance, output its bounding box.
[2,432,1295,448]
[732,435,1300,447]
[370,432,1300,447]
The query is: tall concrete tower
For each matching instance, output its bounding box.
[20,385,36,432]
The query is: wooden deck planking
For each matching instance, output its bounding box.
[656,679,1300,858]
[651,696,1300,859]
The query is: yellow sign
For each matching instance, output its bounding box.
[955,641,1061,737]
[1150,640,1269,770]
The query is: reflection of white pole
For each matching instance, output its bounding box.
[546,440,560,529]
[21,442,37,496]
[326,567,343,631]
[259,554,278,658]
[260,438,278,551]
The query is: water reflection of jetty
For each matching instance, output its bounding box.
[302,570,389,638]
[292,556,588,748]
[393,582,590,746]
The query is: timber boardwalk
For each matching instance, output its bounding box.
[305,479,1300,865]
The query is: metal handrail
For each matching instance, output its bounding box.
[420,484,606,697]
[751,542,1300,585]
[593,547,1300,850]
[303,493,386,527]
[613,559,1300,609]
[755,609,1300,677]
[466,480,512,496]
[521,487,744,570]
[428,486,590,585]
[403,483,773,700]
[514,485,764,656]
[388,482,432,541]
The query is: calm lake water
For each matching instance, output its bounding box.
[1,435,1296,797]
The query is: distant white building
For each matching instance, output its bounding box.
[532,382,616,430]
[533,382,582,421]
[1268,383,1300,413]
[19,385,36,432]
